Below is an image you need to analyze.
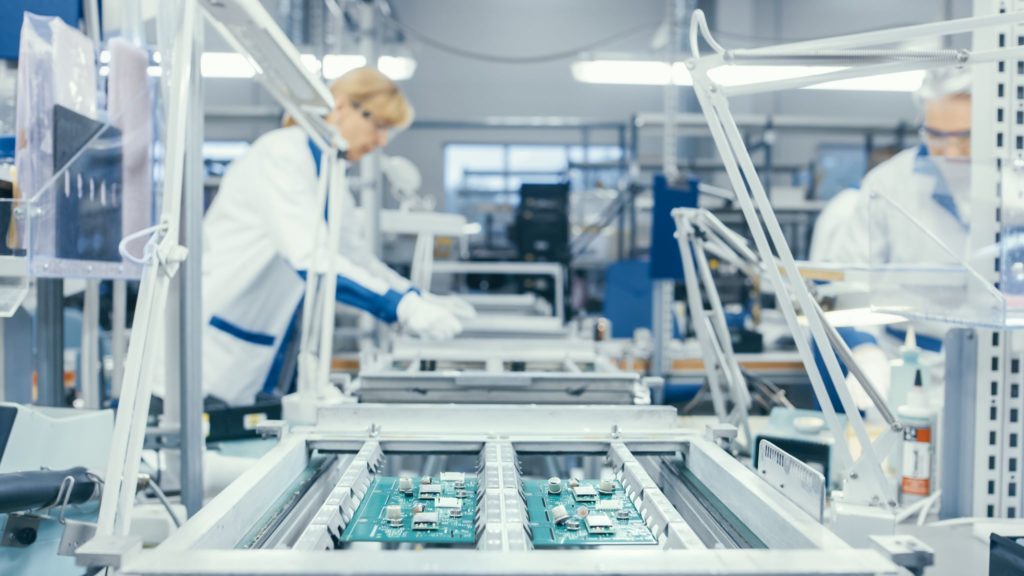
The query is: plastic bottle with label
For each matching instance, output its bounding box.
[898,369,935,505]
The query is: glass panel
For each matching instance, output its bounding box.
[0,195,30,316]
[16,23,159,280]
[866,157,1020,327]
[567,145,622,164]
[444,144,504,194]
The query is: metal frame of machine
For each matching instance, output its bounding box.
[684,9,1024,520]
[75,3,1024,575]
[429,261,566,333]
[967,0,1024,521]
[357,336,653,405]
[78,404,905,576]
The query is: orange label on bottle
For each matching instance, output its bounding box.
[902,477,930,496]
[901,425,933,498]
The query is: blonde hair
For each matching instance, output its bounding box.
[283,67,414,129]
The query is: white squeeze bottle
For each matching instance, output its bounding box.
[898,369,935,506]
[889,327,925,410]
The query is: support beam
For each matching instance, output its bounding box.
[35,279,64,406]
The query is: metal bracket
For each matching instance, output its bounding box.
[757,440,826,523]
[58,519,98,557]
[144,426,182,450]
[256,419,288,439]
[75,534,142,569]
[869,535,935,576]
[641,376,664,404]
[843,428,900,508]
[1,514,42,548]
[704,423,738,450]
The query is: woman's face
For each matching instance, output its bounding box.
[326,101,389,162]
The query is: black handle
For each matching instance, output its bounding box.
[0,467,98,514]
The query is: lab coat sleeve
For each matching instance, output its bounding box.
[339,189,415,292]
[342,232,415,292]
[818,167,895,265]
[825,191,872,264]
[259,148,406,323]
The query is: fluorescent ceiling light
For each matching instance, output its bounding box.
[321,54,367,79]
[571,60,681,86]
[572,59,926,92]
[98,64,162,77]
[378,55,417,82]
[202,52,257,78]
[321,54,416,81]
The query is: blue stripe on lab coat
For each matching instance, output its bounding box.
[209,315,276,346]
[308,138,322,174]
[261,301,303,395]
[297,270,405,324]
[915,143,966,229]
[811,327,877,414]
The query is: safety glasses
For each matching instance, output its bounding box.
[920,125,971,156]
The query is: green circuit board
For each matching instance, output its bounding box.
[522,478,657,547]
[339,473,478,545]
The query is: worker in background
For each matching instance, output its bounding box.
[808,69,971,414]
[812,69,971,265]
[202,67,475,407]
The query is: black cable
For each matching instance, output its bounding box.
[384,14,661,65]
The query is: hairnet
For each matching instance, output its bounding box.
[913,68,971,108]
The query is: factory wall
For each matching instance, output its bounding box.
[189,0,974,208]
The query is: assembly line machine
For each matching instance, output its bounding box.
[71,3,1021,574]
[354,336,657,405]
[78,403,909,576]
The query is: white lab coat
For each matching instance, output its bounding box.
[338,188,413,293]
[814,145,969,266]
[201,126,410,406]
[811,146,967,398]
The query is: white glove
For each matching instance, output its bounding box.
[396,293,463,340]
[422,292,478,320]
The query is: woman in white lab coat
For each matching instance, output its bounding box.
[201,67,471,407]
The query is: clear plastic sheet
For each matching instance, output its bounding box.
[866,154,1024,328]
[14,13,158,280]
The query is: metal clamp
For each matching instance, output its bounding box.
[52,475,76,525]
[256,419,287,439]
[869,535,935,576]
[704,423,738,449]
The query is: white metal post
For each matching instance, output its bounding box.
[81,280,101,409]
[96,0,197,537]
[179,20,206,518]
[652,0,683,378]
[317,156,343,398]
[111,279,126,399]
[971,0,1022,520]
[359,1,383,346]
[297,150,334,397]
